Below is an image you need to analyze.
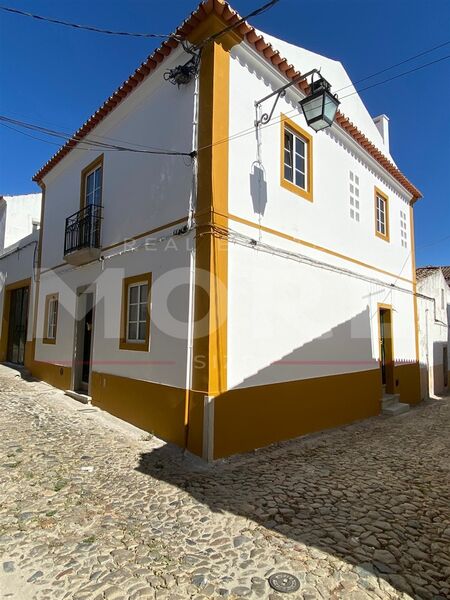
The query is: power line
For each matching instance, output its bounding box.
[197,0,280,48]
[196,52,450,154]
[0,5,181,40]
[338,39,450,92]
[0,115,193,157]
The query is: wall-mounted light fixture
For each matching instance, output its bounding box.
[255,69,340,131]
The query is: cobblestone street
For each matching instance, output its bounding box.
[0,364,449,600]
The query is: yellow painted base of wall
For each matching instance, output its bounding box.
[396,362,422,405]
[91,371,186,447]
[23,340,72,391]
[213,368,382,459]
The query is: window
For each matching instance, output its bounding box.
[375,188,389,241]
[441,289,445,311]
[400,210,408,248]
[120,273,151,351]
[43,293,58,344]
[280,114,313,201]
[349,171,360,222]
[32,220,40,233]
[81,155,103,208]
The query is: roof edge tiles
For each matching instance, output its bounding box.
[32,0,422,201]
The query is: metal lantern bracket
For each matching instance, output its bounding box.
[255,68,322,126]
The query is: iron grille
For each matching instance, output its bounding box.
[64,204,102,255]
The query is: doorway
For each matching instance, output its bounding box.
[7,286,29,365]
[379,306,394,393]
[73,291,94,393]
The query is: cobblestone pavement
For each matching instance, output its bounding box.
[1,364,449,600]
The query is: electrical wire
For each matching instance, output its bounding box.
[196,52,450,154]
[0,5,182,40]
[337,39,450,92]
[0,115,193,157]
[196,0,280,48]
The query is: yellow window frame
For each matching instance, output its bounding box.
[374,187,390,242]
[280,114,313,202]
[119,273,152,352]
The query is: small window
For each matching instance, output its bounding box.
[81,156,103,208]
[441,289,445,311]
[375,188,389,241]
[120,273,151,351]
[127,282,148,343]
[400,210,408,248]
[43,293,58,344]
[32,220,40,233]
[280,115,313,201]
[349,171,360,222]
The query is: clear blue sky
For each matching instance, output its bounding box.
[0,0,449,266]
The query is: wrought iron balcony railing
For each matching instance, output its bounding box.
[64,204,102,256]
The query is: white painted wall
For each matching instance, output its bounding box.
[417,270,449,396]
[35,45,197,388]
[40,46,195,271]
[0,230,39,343]
[0,194,41,250]
[35,229,193,388]
[226,40,418,390]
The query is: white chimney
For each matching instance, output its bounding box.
[373,114,390,152]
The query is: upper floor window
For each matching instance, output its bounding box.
[43,293,58,344]
[81,155,103,208]
[441,288,445,311]
[280,114,313,201]
[349,171,360,222]
[120,273,151,351]
[375,188,389,242]
[400,210,408,248]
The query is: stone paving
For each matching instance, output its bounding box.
[0,364,449,600]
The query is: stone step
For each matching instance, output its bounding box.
[381,394,401,408]
[382,402,410,416]
[65,390,91,405]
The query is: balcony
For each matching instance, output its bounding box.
[64,204,102,265]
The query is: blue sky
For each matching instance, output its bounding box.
[0,0,449,266]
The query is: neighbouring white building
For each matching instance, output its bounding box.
[416,267,449,397]
[0,193,41,251]
[3,0,424,459]
[0,193,41,366]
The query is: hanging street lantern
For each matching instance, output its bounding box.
[254,68,340,131]
[299,75,340,131]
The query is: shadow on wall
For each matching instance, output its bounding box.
[234,306,377,389]
[249,162,268,217]
[133,305,436,597]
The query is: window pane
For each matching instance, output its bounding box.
[139,304,147,321]
[350,196,354,206]
[295,136,305,157]
[284,164,293,182]
[296,156,305,174]
[128,322,137,340]
[94,167,102,188]
[129,303,138,322]
[355,213,360,222]
[140,284,148,303]
[295,170,305,189]
[138,323,146,341]
[93,187,102,206]
[129,285,139,303]
[284,131,293,163]
[86,172,95,195]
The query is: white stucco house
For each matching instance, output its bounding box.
[416,267,449,397]
[3,0,424,459]
[0,193,41,366]
[0,193,41,251]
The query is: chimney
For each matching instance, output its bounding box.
[373,114,390,152]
